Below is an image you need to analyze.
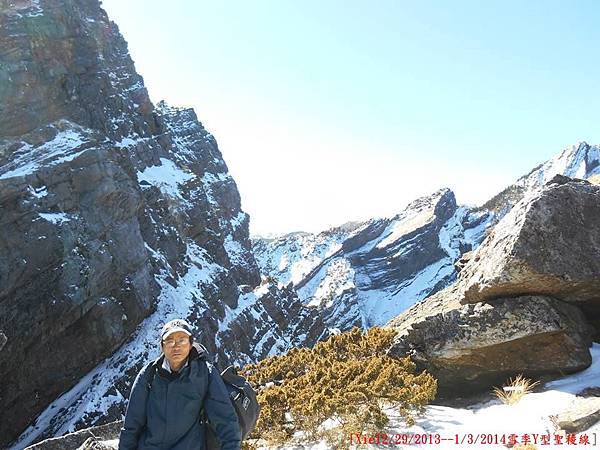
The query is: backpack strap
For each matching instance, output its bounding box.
[145,356,162,391]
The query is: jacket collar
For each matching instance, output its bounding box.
[161,357,189,373]
[153,342,209,378]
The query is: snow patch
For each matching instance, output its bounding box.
[266,343,600,449]
[28,185,48,199]
[223,234,246,266]
[230,211,247,231]
[200,171,231,207]
[377,210,435,250]
[115,137,140,148]
[298,258,355,308]
[0,127,90,180]
[38,212,72,224]
[136,158,195,200]
[359,255,454,327]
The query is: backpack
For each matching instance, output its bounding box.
[204,365,261,449]
[145,343,260,448]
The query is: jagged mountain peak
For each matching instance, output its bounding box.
[522,140,600,184]
[254,184,489,330]
[478,141,600,218]
[389,187,456,221]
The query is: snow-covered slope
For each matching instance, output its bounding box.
[254,189,491,329]
[252,222,366,287]
[480,141,600,218]
[12,275,321,449]
[520,141,600,188]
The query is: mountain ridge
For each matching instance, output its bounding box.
[254,140,600,333]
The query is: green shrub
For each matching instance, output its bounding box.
[241,327,437,446]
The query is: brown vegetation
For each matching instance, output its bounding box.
[241,327,437,446]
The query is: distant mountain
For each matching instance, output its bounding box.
[254,142,600,332]
[254,189,491,329]
[478,142,600,217]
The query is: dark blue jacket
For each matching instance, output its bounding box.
[119,346,241,450]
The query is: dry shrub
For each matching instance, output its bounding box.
[493,374,539,405]
[240,327,437,447]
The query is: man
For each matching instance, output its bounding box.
[119,319,241,450]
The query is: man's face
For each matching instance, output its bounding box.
[161,331,192,368]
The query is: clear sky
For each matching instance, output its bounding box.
[100,0,600,236]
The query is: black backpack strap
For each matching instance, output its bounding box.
[145,357,161,391]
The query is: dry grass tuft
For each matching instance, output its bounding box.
[493,374,539,405]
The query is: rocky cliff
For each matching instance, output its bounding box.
[0,0,324,447]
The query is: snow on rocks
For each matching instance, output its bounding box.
[0,121,93,180]
[136,157,196,200]
[38,212,73,224]
[255,189,490,330]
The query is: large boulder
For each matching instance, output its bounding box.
[389,293,593,396]
[459,176,600,312]
[388,176,600,397]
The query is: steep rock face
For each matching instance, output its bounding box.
[387,177,600,397]
[0,1,325,447]
[0,122,159,447]
[0,0,155,139]
[254,189,491,329]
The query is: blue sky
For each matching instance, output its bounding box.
[101,0,600,235]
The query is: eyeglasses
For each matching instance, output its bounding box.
[162,337,190,348]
